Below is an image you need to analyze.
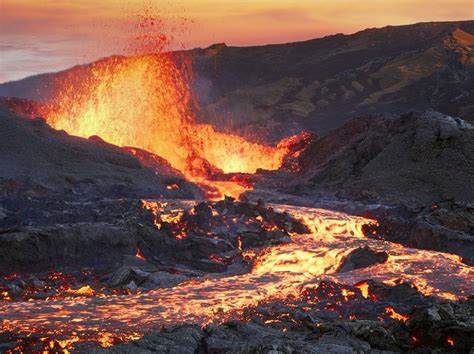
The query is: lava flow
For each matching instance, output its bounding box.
[1,203,472,351]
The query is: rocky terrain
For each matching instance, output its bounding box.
[2,198,472,352]
[192,21,474,141]
[1,21,472,142]
[98,298,474,353]
[1,101,473,354]
[283,110,474,207]
[0,21,473,354]
[248,110,474,265]
[0,106,200,201]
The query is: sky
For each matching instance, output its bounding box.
[0,0,472,83]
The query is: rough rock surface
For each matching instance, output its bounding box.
[0,107,200,200]
[284,111,474,207]
[246,111,473,264]
[338,246,388,272]
[91,325,203,354]
[0,198,307,275]
[365,200,474,265]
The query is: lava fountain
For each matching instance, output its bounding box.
[40,3,303,199]
[44,53,289,194]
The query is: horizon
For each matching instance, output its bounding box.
[1,19,470,85]
[0,0,472,83]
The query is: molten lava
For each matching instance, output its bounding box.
[1,203,472,351]
[44,54,290,197]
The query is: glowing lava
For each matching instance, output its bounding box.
[44,54,290,198]
[1,203,472,349]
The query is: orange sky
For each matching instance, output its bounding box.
[0,0,472,82]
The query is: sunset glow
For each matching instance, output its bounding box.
[0,0,472,82]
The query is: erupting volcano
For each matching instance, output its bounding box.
[0,1,473,353]
[43,53,293,198]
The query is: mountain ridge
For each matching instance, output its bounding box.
[0,20,472,141]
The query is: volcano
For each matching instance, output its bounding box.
[0,20,473,353]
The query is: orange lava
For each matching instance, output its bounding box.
[44,54,289,198]
[355,281,370,298]
[68,285,96,297]
[135,247,146,261]
[385,306,410,321]
[1,203,472,350]
[447,336,455,346]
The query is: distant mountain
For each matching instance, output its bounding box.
[191,21,474,141]
[0,21,472,141]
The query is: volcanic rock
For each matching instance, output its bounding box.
[203,321,371,353]
[407,300,474,351]
[338,246,388,272]
[95,297,474,354]
[284,111,474,207]
[141,271,187,289]
[92,325,203,354]
[107,266,151,288]
[0,198,306,275]
[0,106,201,200]
[365,200,474,265]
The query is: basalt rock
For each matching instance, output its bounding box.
[90,325,204,354]
[284,111,474,208]
[96,297,474,353]
[0,198,307,276]
[407,300,474,351]
[338,246,388,272]
[365,200,474,265]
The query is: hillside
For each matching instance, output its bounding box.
[0,21,472,142]
[284,110,474,206]
[192,21,474,141]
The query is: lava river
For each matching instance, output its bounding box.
[1,202,472,347]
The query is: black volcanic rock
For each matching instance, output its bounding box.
[338,246,388,272]
[91,296,474,353]
[285,111,474,207]
[365,200,474,266]
[0,107,201,200]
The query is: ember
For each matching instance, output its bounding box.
[447,336,454,346]
[135,248,146,261]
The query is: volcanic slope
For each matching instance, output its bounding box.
[0,106,200,200]
[1,21,472,141]
[192,21,474,140]
[281,111,474,207]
